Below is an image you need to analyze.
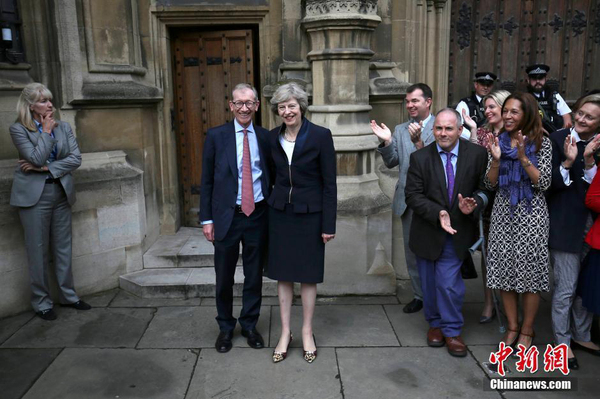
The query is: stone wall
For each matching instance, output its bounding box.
[0,151,146,318]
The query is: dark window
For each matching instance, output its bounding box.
[1,0,25,64]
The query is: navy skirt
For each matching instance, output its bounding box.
[266,204,325,283]
[578,249,600,315]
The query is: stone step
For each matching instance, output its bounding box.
[119,267,277,299]
[142,228,241,269]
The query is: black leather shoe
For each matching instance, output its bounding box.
[571,340,600,356]
[37,309,57,321]
[568,357,579,371]
[61,300,91,310]
[403,299,423,314]
[241,328,264,349]
[215,331,233,353]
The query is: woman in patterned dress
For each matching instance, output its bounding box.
[485,92,552,351]
[462,90,510,324]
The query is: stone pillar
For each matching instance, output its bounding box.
[302,0,395,295]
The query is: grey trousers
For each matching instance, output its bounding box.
[550,249,593,345]
[18,183,79,312]
[401,208,422,300]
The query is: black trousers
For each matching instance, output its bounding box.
[214,203,268,332]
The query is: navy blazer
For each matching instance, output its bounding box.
[405,139,490,261]
[547,128,594,253]
[199,121,271,241]
[267,119,337,234]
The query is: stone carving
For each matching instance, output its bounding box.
[571,10,587,37]
[503,16,519,36]
[305,0,378,16]
[456,2,473,50]
[480,12,496,40]
[548,13,563,33]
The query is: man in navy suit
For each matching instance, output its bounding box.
[200,83,271,353]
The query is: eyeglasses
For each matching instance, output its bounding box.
[231,101,257,109]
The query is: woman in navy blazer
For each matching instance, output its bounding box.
[266,83,337,364]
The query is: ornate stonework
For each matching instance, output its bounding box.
[305,0,378,16]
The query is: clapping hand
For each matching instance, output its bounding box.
[563,135,578,168]
[370,120,392,145]
[458,193,477,215]
[583,134,600,166]
[516,131,527,160]
[461,109,477,132]
[487,133,501,161]
[439,210,456,235]
[408,121,424,149]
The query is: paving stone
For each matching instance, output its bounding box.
[138,306,270,349]
[110,290,201,307]
[22,348,196,399]
[0,348,61,399]
[2,308,154,348]
[470,345,600,398]
[336,347,500,399]
[270,305,399,348]
[385,294,555,347]
[384,304,430,347]
[186,347,342,399]
[201,296,280,306]
[0,312,34,344]
[81,288,119,307]
[177,235,228,267]
[309,295,399,305]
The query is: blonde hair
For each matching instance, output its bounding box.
[482,90,510,131]
[16,83,54,131]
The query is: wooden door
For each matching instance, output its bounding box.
[172,29,256,227]
[448,0,599,106]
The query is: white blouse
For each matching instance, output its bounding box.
[279,135,295,165]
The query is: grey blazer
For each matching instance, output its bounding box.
[10,121,82,207]
[377,116,435,216]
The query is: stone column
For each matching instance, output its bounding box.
[302,0,395,295]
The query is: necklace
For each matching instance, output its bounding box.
[284,132,297,143]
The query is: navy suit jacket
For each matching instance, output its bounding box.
[199,121,271,241]
[547,128,594,253]
[267,119,337,234]
[405,139,490,261]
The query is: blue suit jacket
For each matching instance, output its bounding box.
[199,121,271,241]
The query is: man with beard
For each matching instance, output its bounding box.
[526,64,572,132]
[456,72,497,137]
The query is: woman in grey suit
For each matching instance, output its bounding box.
[10,82,91,320]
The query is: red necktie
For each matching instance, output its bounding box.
[241,128,255,216]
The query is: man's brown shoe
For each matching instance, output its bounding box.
[427,327,445,347]
[445,336,467,357]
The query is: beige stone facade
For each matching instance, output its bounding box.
[0,0,451,317]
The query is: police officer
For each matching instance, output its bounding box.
[526,63,572,132]
[456,72,497,138]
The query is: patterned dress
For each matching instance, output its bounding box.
[485,136,552,293]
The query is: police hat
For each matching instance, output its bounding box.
[526,64,550,76]
[474,72,497,83]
